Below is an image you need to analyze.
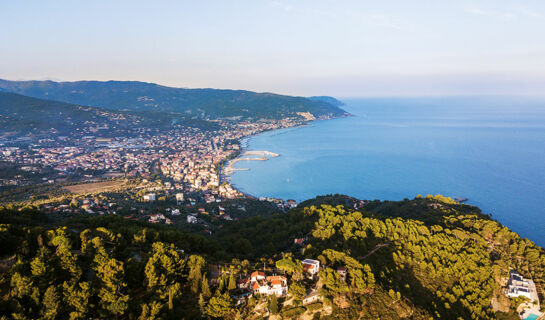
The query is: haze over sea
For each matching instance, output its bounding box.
[229,97,545,246]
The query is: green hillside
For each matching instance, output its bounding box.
[1,195,543,319]
[0,91,217,135]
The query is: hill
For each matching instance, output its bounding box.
[0,79,349,120]
[1,195,543,319]
[0,91,217,136]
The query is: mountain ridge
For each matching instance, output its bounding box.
[0,79,349,120]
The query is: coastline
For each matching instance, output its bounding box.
[220,115,352,200]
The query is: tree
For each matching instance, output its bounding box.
[63,281,91,320]
[144,242,185,311]
[289,281,307,301]
[228,273,236,291]
[275,257,303,275]
[97,258,129,316]
[187,255,206,294]
[42,285,60,320]
[269,294,279,314]
[205,292,232,318]
[319,268,348,296]
[201,274,212,298]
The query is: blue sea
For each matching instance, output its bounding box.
[229,97,545,246]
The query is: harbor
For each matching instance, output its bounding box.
[223,150,279,175]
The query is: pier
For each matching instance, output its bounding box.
[223,150,279,174]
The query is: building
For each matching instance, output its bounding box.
[506,270,539,304]
[286,199,297,209]
[302,290,322,305]
[187,215,197,224]
[143,193,156,201]
[337,266,348,281]
[242,271,288,296]
[176,193,184,203]
[149,213,165,223]
[302,259,320,276]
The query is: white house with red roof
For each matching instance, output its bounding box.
[302,259,320,276]
[242,271,288,296]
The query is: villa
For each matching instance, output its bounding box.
[239,271,288,296]
[302,259,321,277]
[506,270,539,304]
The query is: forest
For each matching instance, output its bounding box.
[1,194,544,319]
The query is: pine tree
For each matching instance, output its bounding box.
[201,274,211,298]
[42,285,60,320]
[198,293,207,314]
[205,292,232,318]
[228,273,236,291]
[269,294,279,314]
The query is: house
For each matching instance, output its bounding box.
[302,290,322,305]
[237,277,250,289]
[187,215,197,224]
[506,270,539,303]
[149,213,165,223]
[176,193,184,203]
[337,266,348,281]
[302,259,320,276]
[286,199,297,209]
[250,271,266,282]
[171,208,181,216]
[243,271,288,296]
[143,193,156,201]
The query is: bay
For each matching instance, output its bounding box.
[229,97,545,245]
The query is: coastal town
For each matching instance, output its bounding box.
[0,115,307,228]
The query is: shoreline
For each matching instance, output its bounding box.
[220,115,351,200]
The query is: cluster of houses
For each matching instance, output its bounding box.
[238,272,289,296]
[234,259,322,299]
[148,212,173,225]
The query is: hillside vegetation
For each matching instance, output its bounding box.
[0,195,543,319]
[0,91,217,135]
[0,80,349,120]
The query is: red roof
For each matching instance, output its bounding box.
[252,282,260,290]
[250,271,265,278]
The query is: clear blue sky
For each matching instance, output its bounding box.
[1,0,544,96]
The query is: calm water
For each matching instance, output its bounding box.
[229,97,545,246]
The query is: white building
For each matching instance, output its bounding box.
[246,271,288,297]
[176,193,184,203]
[143,193,156,201]
[302,259,320,276]
[187,215,197,224]
[506,270,539,304]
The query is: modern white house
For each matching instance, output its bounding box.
[506,270,539,304]
[302,259,320,276]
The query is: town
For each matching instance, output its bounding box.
[0,116,304,230]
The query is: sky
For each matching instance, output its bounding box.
[1,0,545,97]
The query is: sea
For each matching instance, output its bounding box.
[228,97,545,246]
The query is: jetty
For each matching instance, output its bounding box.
[224,150,279,174]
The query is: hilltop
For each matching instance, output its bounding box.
[0,79,349,120]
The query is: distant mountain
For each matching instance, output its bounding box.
[0,91,211,136]
[0,79,349,120]
[309,96,345,106]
